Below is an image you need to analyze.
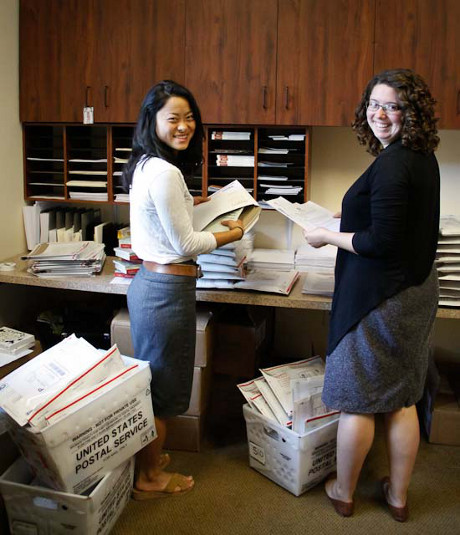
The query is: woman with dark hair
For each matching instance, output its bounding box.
[304,69,440,521]
[123,80,245,500]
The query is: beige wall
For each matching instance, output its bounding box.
[0,0,25,259]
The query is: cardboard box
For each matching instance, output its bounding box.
[164,414,204,452]
[419,359,460,446]
[213,307,271,377]
[110,307,214,367]
[8,357,156,495]
[426,393,460,446]
[243,404,339,496]
[184,365,212,417]
[0,456,134,535]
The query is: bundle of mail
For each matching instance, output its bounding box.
[22,241,106,278]
[238,357,339,434]
[0,326,35,367]
[0,335,138,431]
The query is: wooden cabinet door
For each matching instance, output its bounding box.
[374,0,460,129]
[185,0,277,124]
[91,0,186,123]
[276,0,375,126]
[20,0,92,122]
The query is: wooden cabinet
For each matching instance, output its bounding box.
[89,0,186,122]
[374,0,460,129]
[20,0,185,123]
[20,0,92,122]
[276,0,375,126]
[185,0,278,124]
[185,0,374,126]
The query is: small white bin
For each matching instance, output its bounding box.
[243,403,339,496]
[0,456,134,535]
[8,357,156,495]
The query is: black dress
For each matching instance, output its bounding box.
[322,139,440,413]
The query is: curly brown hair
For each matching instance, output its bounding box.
[352,69,439,156]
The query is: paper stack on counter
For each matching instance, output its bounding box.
[22,241,106,278]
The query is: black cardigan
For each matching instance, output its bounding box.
[327,139,440,354]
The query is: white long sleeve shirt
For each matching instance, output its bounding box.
[130,157,216,263]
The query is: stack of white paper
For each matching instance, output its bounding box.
[234,269,300,295]
[301,271,335,296]
[237,357,339,432]
[437,216,460,307]
[246,248,295,271]
[0,327,36,367]
[196,240,249,290]
[22,241,106,278]
[295,242,337,271]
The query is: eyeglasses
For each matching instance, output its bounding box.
[367,101,402,114]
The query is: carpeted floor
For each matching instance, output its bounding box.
[112,416,460,535]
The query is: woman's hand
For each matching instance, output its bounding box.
[193,196,209,206]
[303,227,329,248]
[220,218,244,232]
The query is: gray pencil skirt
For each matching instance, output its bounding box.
[322,268,439,413]
[127,264,197,419]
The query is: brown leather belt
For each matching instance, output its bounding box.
[143,260,202,278]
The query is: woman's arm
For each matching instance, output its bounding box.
[213,219,244,247]
[304,227,357,254]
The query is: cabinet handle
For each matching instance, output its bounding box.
[263,86,268,110]
[284,86,289,110]
[104,86,110,108]
[85,86,91,107]
[457,89,460,114]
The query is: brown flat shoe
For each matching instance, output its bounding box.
[381,476,409,522]
[325,473,354,517]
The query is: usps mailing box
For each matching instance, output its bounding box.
[243,404,339,496]
[0,456,134,535]
[8,357,156,495]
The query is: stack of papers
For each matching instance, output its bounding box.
[196,244,246,289]
[0,327,35,367]
[302,271,335,296]
[211,131,251,140]
[437,216,460,307]
[0,335,138,430]
[234,269,299,295]
[247,248,295,271]
[22,241,106,278]
[237,357,339,433]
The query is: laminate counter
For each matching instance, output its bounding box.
[0,254,458,319]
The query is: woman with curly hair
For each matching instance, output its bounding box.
[304,69,440,521]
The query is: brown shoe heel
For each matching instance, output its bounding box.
[381,477,409,522]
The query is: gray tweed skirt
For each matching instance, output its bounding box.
[322,267,439,413]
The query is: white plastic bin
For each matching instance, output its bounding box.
[243,403,339,496]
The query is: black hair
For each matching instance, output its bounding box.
[122,80,204,191]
